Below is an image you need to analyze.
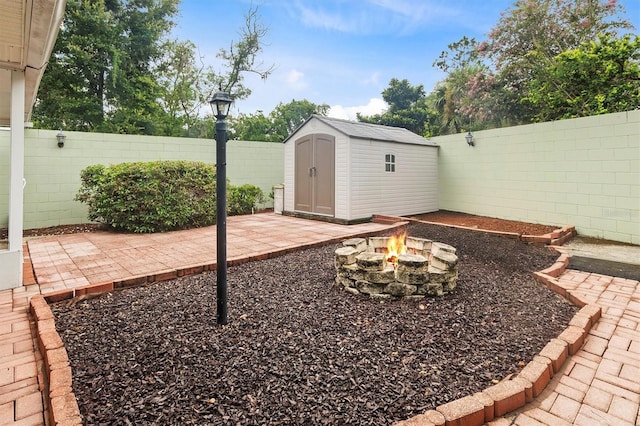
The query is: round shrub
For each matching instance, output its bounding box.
[228,184,265,216]
[75,161,217,233]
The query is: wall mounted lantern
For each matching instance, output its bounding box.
[209,90,233,326]
[56,131,66,148]
[465,131,475,147]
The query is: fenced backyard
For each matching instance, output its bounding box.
[1,110,638,243]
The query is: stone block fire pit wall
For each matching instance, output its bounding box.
[335,235,459,299]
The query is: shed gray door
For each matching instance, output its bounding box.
[294,134,335,216]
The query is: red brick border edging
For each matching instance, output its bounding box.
[372,214,576,246]
[28,223,409,424]
[29,295,82,425]
[394,246,600,426]
[29,223,593,426]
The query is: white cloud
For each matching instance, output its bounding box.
[368,0,434,18]
[285,69,308,90]
[362,71,381,87]
[328,98,388,121]
[292,0,457,35]
[296,4,351,32]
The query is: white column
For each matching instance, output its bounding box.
[1,69,26,289]
[9,69,25,249]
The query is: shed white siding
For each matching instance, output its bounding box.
[283,138,295,212]
[284,115,438,222]
[334,130,350,220]
[349,139,438,219]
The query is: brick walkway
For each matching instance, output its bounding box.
[0,247,44,426]
[499,271,640,426]
[1,214,638,425]
[0,214,396,425]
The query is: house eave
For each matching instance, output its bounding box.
[0,0,66,126]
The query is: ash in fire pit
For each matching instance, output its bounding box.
[334,233,458,299]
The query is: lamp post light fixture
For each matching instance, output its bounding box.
[210,90,233,325]
[56,131,66,148]
[465,131,475,147]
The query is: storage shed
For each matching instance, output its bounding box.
[283,115,439,223]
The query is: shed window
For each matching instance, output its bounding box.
[385,154,395,172]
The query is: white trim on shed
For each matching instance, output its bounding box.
[283,115,439,223]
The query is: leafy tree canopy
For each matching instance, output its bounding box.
[33,1,273,137]
[358,79,434,136]
[433,36,484,73]
[270,99,330,140]
[382,78,426,112]
[33,0,179,133]
[229,99,329,142]
[524,34,640,121]
[423,0,636,135]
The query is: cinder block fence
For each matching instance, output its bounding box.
[0,130,284,229]
[1,110,638,243]
[434,110,639,244]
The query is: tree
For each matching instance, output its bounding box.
[208,5,275,101]
[33,1,273,136]
[429,81,464,135]
[32,0,122,131]
[433,36,483,73]
[154,39,209,136]
[430,37,506,134]
[270,99,330,140]
[33,0,179,133]
[229,99,329,142]
[33,0,179,134]
[154,4,274,138]
[358,79,433,136]
[480,0,633,124]
[230,111,277,141]
[105,0,179,134]
[424,0,636,132]
[524,34,640,121]
[381,78,426,112]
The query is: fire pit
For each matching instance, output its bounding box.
[334,232,458,299]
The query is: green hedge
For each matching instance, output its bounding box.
[228,184,266,216]
[76,161,216,233]
[76,161,265,233]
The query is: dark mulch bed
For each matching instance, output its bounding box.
[0,223,104,240]
[51,222,577,425]
[409,210,559,236]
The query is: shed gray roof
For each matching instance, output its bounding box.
[285,115,438,147]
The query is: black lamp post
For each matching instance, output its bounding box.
[210,90,233,325]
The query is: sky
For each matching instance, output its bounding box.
[172,0,640,120]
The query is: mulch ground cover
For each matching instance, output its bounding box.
[51,222,577,425]
[409,211,559,236]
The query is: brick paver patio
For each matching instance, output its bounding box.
[501,271,640,425]
[0,213,638,425]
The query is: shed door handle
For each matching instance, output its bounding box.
[309,167,316,177]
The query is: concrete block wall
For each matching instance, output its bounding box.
[434,110,639,244]
[0,129,283,229]
[2,111,638,243]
